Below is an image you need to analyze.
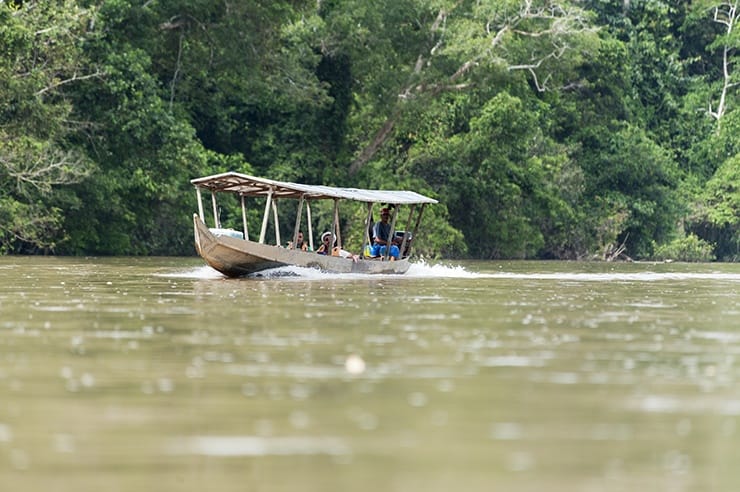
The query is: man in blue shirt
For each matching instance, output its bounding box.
[370,208,400,259]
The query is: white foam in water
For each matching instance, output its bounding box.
[163,266,227,279]
[165,262,740,282]
[253,266,740,282]
[255,260,483,280]
[405,260,483,278]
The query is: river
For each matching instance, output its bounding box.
[1,256,739,492]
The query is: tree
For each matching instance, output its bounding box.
[690,1,740,127]
[58,0,212,255]
[138,0,330,175]
[0,1,98,252]
[697,155,740,260]
[0,0,734,261]
[687,111,740,260]
[404,91,577,259]
[578,124,681,259]
[322,0,601,175]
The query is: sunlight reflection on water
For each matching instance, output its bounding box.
[166,435,352,457]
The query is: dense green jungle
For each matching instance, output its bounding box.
[0,0,738,261]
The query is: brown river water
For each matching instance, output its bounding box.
[1,256,739,492]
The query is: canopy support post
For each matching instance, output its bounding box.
[384,204,399,261]
[408,203,427,257]
[259,189,273,244]
[272,199,281,246]
[211,192,220,228]
[331,199,341,250]
[362,202,374,255]
[399,204,416,258]
[306,201,314,251]
[196,188,205,221]
[292,196,305,249]
[195,187,206,223]
[241,195,249,241]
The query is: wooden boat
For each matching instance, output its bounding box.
[191,172,438,277]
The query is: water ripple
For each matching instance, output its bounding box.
[166,435,351,457]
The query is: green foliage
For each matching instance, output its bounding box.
[57,5,212,255]
[653,234,716,262]
[623,2,690,142]
[687,152,740,261]
[577,124,681,258]
[0,197,65,254]
[0,0,738,262]
[702,155,740,228]
[404,92,578,259]
[0,0,97,253]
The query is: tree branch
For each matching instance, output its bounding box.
[35,70,104,96]
[349,110,400,176]
[349,1,596,175]
[706,2,739,126]
[1,145,89,194]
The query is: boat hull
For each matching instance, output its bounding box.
[193,214,410,277]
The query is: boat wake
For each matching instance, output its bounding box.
[164,260,478,280]
[165,262,740,282]
[482,272,740,282]
[253,260,485,280]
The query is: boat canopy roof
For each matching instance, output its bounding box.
[191,171,438,205]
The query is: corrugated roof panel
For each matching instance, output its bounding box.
[191,172,438,204]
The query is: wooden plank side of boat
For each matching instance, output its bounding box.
[194,215,282,276]
[194,214,410,277]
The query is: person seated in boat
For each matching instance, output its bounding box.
[317,231,360,261]
[369,208,400,260]
[316,231,336,255]
[288,231,309,251]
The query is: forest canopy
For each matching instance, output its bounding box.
[1,0,738,261]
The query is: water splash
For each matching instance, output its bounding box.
[162,266,227,279]
[405,260,482,278]
[249,260,484,280]
[165,261,740,282]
